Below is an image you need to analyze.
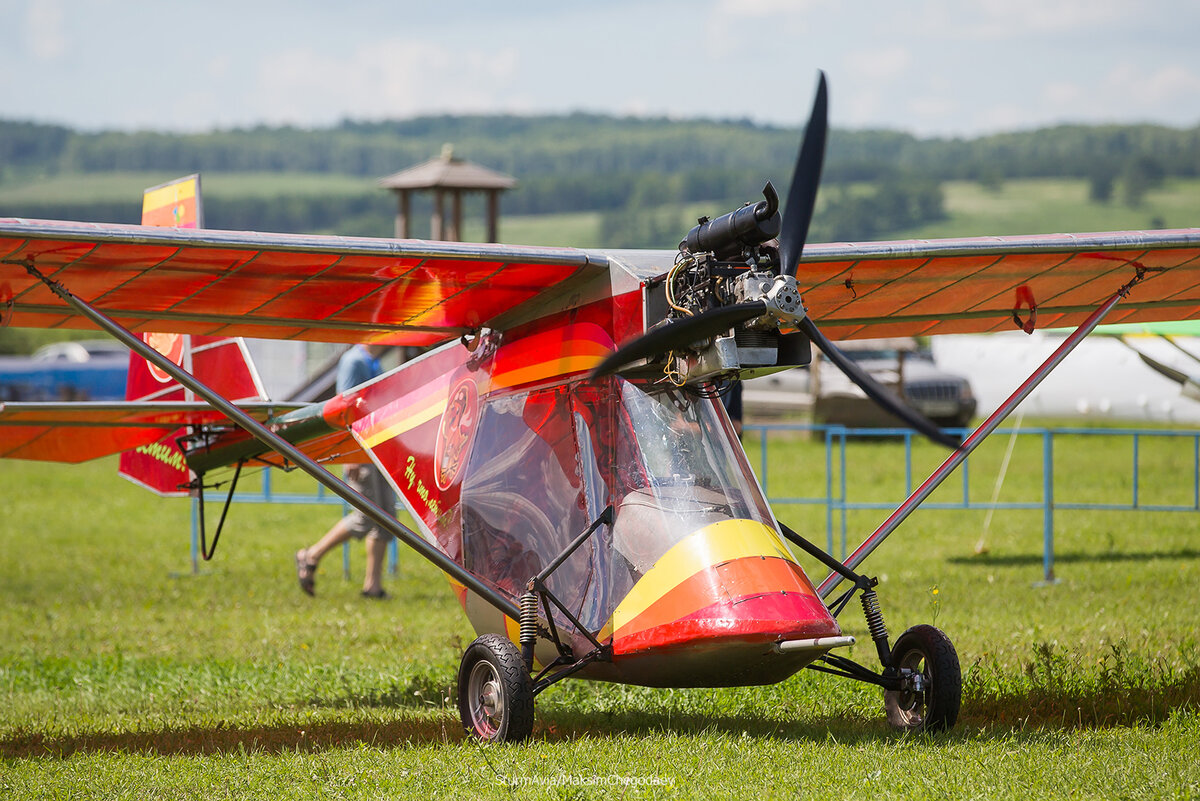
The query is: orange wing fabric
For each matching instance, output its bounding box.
[0,401,298,463]
[796,230,1200,339]
[0,219,601,345]
[3,220,1199,346]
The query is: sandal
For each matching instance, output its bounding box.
[295,550,317,596]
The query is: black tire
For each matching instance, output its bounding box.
[884,624,961,733]
[457,634,535,743]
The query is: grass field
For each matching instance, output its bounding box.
[480,178,1200,249]
[9,171,1196,249]
[2,427,1199,799]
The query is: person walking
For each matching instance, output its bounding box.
[295,344,396,599]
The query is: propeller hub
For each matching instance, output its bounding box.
[764,275,805,321]
[734,272,806,326]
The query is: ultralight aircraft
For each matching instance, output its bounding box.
[3,75,1200,742]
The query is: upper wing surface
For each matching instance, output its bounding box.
[796,229,1200,339]
[4,220,1199,346]
[0,219,602,345]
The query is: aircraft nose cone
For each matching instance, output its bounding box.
[603,519,842,687]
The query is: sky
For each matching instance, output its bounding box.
[4,0,1200,137]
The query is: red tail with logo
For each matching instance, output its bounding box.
[118,335,266,495]
[118,175,266,495]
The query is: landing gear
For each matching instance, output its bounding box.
[456,510,616,744]
[783,523,962,734]
[884,624,961,732]
[457,634,535,743]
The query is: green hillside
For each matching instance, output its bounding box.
[3,114,1198,245]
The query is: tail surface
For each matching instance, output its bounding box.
[118,175,266,495]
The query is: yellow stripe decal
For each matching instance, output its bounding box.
[354,373,451,447]
[142,178,197,214]
[608,519,795,636]
[360,397,447,448]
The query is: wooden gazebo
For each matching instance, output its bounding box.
[378,144,516,242]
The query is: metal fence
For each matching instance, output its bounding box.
[192,423,1200,583]
[189,472,398,577]
[749,423,1200,583]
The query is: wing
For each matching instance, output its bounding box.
[0,219,605,345]
[4,219,1198,345]
[0,401,303,463]
[795,229,1200,339]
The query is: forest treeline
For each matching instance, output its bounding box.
[2,114,1197,244]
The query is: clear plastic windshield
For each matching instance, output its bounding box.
[458,378,775,633]
[605,381,775,581]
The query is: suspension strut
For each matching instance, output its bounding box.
[860,586,892,668]
[519,590,539,671]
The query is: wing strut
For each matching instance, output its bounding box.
[816,276,1147,600]
[19,261,521,623]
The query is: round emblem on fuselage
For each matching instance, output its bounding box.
[435,377,479,490]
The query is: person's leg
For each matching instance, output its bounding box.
[296,515,355,595]
[362,532,389,598]
[305,516,356,563]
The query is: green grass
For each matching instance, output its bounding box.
[898,178,1200,239]
[462,179,1200,250]
[3,428,1200,798]
[5,170,1197,249]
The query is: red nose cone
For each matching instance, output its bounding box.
[600,520,842,687]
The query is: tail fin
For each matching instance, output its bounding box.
[119,335,267,495]
[119,175,266,495]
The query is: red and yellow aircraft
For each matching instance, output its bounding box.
[2,76,1199,741]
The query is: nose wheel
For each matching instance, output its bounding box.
[457,634,535,742]
[884,624,961,732]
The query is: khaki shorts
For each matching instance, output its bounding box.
[343,463,397,540]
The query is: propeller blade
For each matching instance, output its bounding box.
[779,71,829,278]
[591,301,768,379]
[798,316,960,450]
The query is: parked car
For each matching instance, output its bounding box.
[743,337,976,429]
[0,339,129,401]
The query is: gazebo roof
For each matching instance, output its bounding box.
[378,144,516,191]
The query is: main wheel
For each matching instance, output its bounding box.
[457,634,535,743]
[884,624,961,732]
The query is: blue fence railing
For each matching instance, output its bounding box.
[190,471,398,577]
[192,424,1200,584]
[748,423,1200,583]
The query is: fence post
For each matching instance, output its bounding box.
[1042,429,1056,584]
[190,497,199,575]
[825,426,834,555]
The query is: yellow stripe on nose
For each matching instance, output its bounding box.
[601,519,798,640]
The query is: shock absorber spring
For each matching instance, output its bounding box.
[860,587,888,644]
[519,592,538,646]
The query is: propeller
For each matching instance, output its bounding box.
[590,301,768,379]
[591,72,958,450]
[779,71,827,278]
[798,317,960,449]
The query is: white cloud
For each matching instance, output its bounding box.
[912,0,1133,40]
[253,39,524,124]
[1105,62,1200,108]
[704,0,829,44]
[846,46,912,82]
[712,0,824,18]
[1028,63,1200,128]
[24,0,66,61]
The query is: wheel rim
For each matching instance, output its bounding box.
[466,660,506,738]
[884,646,929,729]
